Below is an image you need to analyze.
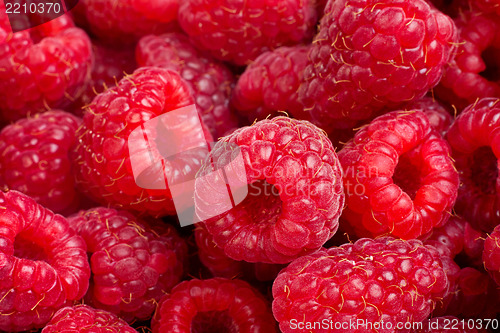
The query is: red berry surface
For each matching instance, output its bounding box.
[0,111,81,214]
[72,66,212,216]
[41,304,136,333]
[299,0,457,132]
[404,96,454,135]
[421,216,465,258]
[272,237,450,333]
[338,110,459,239]
[0,190,90,332]
[483,223,500,285]
[195,117,344,264]
[436,10,500,109]
[136,32,238,138]
[0,11,92,122]
[75,0,180,44]
[446,97,500,232]
[152,277,277,333]
[68,207,187,322]
[178,0,317,65]
[232,45,311,122]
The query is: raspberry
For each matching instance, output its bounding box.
[41,304,136,333]
[75,0,180,44]
[194,117,345,264]
[152,278,277,333]
[72,67,213,216]
[272,237,449,333]
[68,207,188,322]
[415,316,479,333]
[0,190,90,332]
[461,222,486,268]
[446,97,500,232]
[404,97,454,135]
[0,11,92,122]
[298,0,458,132]
[136,33,238,138]
[72,41,137,116]
[435,10,500,109]
[421,216,465,258]
[178,0,317,65]
[232,45,311,122]
[194,222,284,282]
[338,110,459,239]
[0,111,81,214]
[483,224,500,285]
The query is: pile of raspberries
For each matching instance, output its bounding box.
[1,0,500,332]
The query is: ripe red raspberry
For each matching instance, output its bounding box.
[272,237,450,333]
[338,110,459,239]
[152,278,277,333]
[194,117,345,264]
[195,222,284,282]
[421,216,465,258]
[461,222,487,268]
[0,190,90,332]
[404,97,454,135]
[232,45,311,122]
[436,10,500,109]
[68,207,188,322]
[72,41,137,116]
[414,316,479,333]
[136,33,238,138]
[483,224,500,285]
[75,0,180,44]
[0,11,92,122]
[72,67,213,216]
[178,0,317,65]
[41,304,136,333]
[299,0,458,132]
[446,97,500,233]
[0,111,81,214]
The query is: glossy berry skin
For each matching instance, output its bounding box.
[232,45,311,122]
[195,117,345,264]
[0,111,81,214]
[178,0,317,65]
[299,0,457,132]
[72,67,212,217]
[136,33,238,138]
[41,304,136,333]
[446,98,500,233]
[152,278,277,333]
[272,237,449,333]
[76,0,180,44]
[0,190,90,332]
[404,97,453,136]
[68,207,187,322]
[436,10,500,109]
[0,11,92,122]
[483,224,500,286]
[338,110,459,239]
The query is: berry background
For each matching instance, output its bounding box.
[0,0,500,332]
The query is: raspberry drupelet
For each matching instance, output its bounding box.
[272,237,450,333]
[299,0,458,132]
[136,32,238,138]
[194,117,345,264]
[483,224,500,286]
[0,111,81,214]
[68,207,188,322]
[178,0,317,65]
[338,110,459,239]
[0,190,90,332]
[41,304,136,332]
[446,97,500,233]
[152,278,277,333]
[0,11,92,122]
